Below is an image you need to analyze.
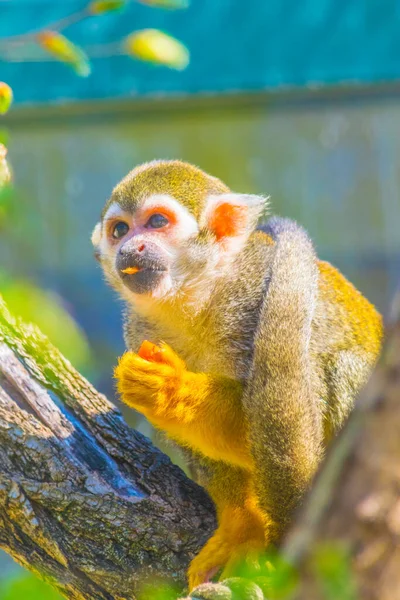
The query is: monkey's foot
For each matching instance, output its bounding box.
[188,532,231,591]
[188,534,266,591]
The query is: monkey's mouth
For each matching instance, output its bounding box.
[119,266,168,294]
[121,266,141,275]
[116,247,169,295]
[120,266,167,277]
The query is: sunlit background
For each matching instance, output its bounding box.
[1,0,400,596]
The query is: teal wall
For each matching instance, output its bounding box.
[2,1,400,105]
[1,95,399,401]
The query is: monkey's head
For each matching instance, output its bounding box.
[92,160,267,306]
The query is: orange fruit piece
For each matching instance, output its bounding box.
[138,340,164,362]
[121,266,140,275]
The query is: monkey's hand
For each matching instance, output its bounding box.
[115,341,191,427]
[115,341,251,469]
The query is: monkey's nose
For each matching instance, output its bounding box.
[119,242,145,256]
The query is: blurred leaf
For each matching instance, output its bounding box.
[125,29,189,70]
[0,274,92,371]
[37,31,91,77]
[0,128,9,146]
[224,549,297,599]
[0,82,13,115]
[0,574,61,600]
[0,143,12,188]
[88,0,126,14]
[312,543,357,600]
[138,580,180,600]
[138,0,189,8]
[0,184,14,227]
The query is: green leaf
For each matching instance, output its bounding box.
[37,31,91,77]
[125,29,189,70]
[0,82,13,115]
[88,0,126,14]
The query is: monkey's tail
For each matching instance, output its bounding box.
[245,217,323,537]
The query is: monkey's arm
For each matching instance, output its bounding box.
[115,344,252,470]
[244,218,324,537]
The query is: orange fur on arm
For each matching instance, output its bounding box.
[115,343,251,470]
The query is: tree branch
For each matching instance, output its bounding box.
[0,297,216,599]
[283,288,400,600]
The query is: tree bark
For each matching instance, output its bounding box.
[282,290,400,600]
[0,297,216,600]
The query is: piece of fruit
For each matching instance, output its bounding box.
[138,340,163,362]
[121,266,140,275]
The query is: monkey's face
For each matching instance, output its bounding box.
[92,161,267,305]
[93,192,201,299]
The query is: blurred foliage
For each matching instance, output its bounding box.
[139,0,190,8]
[0,175,92,374]
[37,31,91,77]
[0,184,14,225]
[0,574,62,600]
[312,543,357,600]
[136,544,357,600]
[0,0,190,97]
[0,83,13,115]
[138,580,182,600]
[0,146,11,190]
[125,29,189,70]
[88,0,126,14]
[0,271,92,372]
[222,549,297,599]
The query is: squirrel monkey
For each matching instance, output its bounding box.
[92,160,383,590]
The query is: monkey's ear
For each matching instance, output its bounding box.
[201,194,268,241]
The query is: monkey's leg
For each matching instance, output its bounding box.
[115,343,252,469]
[188,462,270,591]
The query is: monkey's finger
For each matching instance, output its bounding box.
[156,342,186,371]
[115,351,174,379]
[138,340,186,371]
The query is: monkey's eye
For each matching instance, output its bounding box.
[146,213,169,229]
[112,221,129,239]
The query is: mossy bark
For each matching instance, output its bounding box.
[0,298,216,599]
